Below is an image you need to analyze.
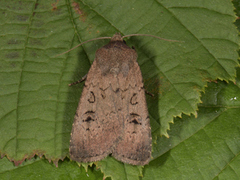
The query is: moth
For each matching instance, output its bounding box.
[68,33,179,165]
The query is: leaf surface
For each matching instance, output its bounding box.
[0,0,239,179]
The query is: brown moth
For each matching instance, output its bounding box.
[67,33,181,165]
[69,33,152,165]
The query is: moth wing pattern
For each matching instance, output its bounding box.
[69,60,123,162]
[112,62,152,165]
[69,33,152,165]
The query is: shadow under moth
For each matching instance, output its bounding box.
[68,33,179,165]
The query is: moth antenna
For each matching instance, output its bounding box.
[55,36,112,57]
[122,34,184,42]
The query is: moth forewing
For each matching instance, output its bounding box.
[69,32,180,165]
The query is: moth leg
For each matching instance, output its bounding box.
[68,74,87,86]
[144,88,154,97]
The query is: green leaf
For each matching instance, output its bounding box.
[0,0,239,179]
[97,157,143,180]
[144,69,240,179]
[0,157,104,180]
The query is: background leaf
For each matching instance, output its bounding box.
[144,69,240,179]
[0,157,103,180]
[0,0,239,179]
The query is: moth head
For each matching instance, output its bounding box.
[111,33,123,42]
